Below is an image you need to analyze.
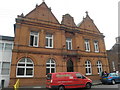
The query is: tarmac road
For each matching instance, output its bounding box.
[1,84,120,90]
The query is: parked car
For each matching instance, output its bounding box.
[101,73,120,85]
[46,72,92,90]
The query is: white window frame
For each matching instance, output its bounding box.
[85,39,90,52]
[16,58,34,77]
[97,61,102,74]
[29,31,39,47]
[45,33,53,48]
[0,42,13,51]
[46,59,56,74]
[94,41,99,52]
[85,60,92,75]
[66,37,72,50]
[1,62,10,75]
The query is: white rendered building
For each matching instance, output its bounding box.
[0,35,14,88]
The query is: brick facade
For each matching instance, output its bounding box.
[9,2,109,87]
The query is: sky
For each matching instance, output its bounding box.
[0,0,119,50]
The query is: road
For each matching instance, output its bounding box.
[1,84,120,90]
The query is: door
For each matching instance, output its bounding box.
[67,60,74,72]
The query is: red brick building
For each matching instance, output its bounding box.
[9,2,109,87]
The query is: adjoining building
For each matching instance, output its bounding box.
[107,36,120,72]
[9,2,109,87]
[0,35,14,88]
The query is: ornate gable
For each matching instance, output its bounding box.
[25,2,59,24]
[78,11,100,33]
[61,14,77,27]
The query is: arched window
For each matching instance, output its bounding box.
[97,60,102,74]
[16,58,34,77]
[85,60,92,75]
[46,59,56,75]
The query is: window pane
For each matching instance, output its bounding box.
[66,38,72,50]
[27,59,33,63]
[46,68,50,75]
[86,68,88,73]
[51,68,55,73]
[46,38,48,46]
[1,69,9,75]
[2,62,10,68]
[19,58,25,62]
[89,68,91,73]
[17,68,24,75]
[50,39,52,47]
[34,36,38,46]
[0,43,4,50]
[26,64,33,67]
[30,35,34,46]
[51,64,55,67]
[5,43,12,50]
[51,60,54,63]
[88,65,90,67]
[26,68,33,75]
[46,64,50,67]
[66,42,68,49]
[69,42,72,50]
[18,64,25,66]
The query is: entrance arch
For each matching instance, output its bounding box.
[67,60,74,72]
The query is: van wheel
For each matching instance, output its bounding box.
[111,80,115,85]
[58,86,65,90]
[85,83,91,89]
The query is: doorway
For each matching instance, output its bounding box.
[67,60,74,72]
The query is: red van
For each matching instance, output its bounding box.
[46,72,92,90]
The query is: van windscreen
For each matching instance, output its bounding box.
[47,74,52,80]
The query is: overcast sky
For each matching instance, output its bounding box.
[0,0,119,50]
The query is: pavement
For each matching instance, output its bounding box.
[92,80,102,85]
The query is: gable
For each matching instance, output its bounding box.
[25,2,59,24]
[78,13,100,33]
[61,14,77,27]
